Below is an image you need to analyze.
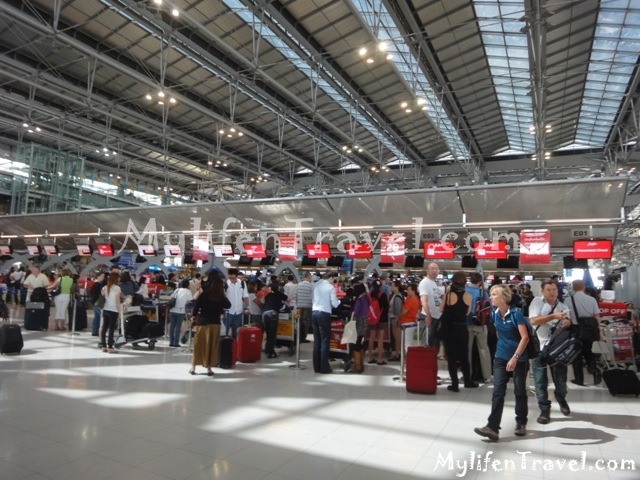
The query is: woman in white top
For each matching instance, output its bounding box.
[101,272,122,353]
[168,278,194,347]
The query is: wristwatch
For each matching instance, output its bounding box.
[513,353,520,359]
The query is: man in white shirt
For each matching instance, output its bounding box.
[311,272,340,374]
[568,280,601,386]
[418,262,443,346]
[22,265,49,301]
[224,268,249,338]
[529,280,572,424]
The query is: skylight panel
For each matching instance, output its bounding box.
[473,0,534,153]
[349,0,471,161]
[575,3,640,147]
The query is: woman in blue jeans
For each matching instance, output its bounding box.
[474,284,529,442]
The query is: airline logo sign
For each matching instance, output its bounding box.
[573,240,612,259]
[520,229,551,264]
[381,233,405,264]
[278,235,298,261]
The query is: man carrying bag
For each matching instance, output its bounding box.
[568,280,602,386]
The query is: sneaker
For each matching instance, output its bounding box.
[570,379,585,386]
[267,352,278,359]
[514,424,526,437]
[537,409,551,424]
[464,382,480,388]
[107,348,118,354]
[474,425,499,442]
[102,347,108,353]
[557,398,571,416]
[447,385,459,392]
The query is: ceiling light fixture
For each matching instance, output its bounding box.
[218,127,243,138]
[356,41,394,64]
[21,122,42,134]
[145,90,177,106]
[400,98,428,113]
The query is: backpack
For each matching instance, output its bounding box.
[541,326,582,366]
[367,293,382,326]
[472,288,492,326]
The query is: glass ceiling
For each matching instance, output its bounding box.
[349,0,472,161]
[473,0,534,154]
[222,0,410,169]
[575,1,640,147]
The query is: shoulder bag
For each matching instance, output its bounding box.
[434,292,453,341]
[570,295,600,343]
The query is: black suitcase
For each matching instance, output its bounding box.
[140,322,164,339]
[0,324,23,354]
[24,304,48,331]
[218,335,237,369]
[602,369,640,397]
[68,300,88,331]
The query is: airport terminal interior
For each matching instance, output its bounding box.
[1,0,640,479]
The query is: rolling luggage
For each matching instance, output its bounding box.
[68,299,88,331]
[218,335,237,369]
[599,339,640,396]
[0,324,23,354]
[237,326,262,363]
[602,369,640,397]
[24,302,48,331]
[405,346,438,394]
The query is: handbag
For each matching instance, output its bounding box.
[570,295,600,342]
[94,294,106,309]
[341,315,357,344]
[433,292,453,341]
[541,326,582,366]
[524,320,541,359]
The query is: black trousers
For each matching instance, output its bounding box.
[572,340,598,384]
[444,323,471,388]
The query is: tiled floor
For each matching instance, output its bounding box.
[1,306,639,480]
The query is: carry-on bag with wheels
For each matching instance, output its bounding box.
[600,339,640,396]
[218,335,237,369]
[0,323,23,354]
[24,302,48,331]
[405,325,438,394]
[237,326,263,363]
[405,346,438,394]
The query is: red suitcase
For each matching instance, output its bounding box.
[237,326,263,363]
[405,346,438,394]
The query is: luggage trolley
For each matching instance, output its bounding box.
[276,310,296,356]
[598,320,637,371]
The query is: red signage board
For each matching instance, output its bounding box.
[423,241,455,259]
[305,243,331,259]
[473,241,508,260]
[96,244,113,257]
[519,229,551,264]
[193,238,209,261]
[346,242,373,259]
[381,233,405,264]
[598,302,628,318]
[573,240,612,259]
[278,235,298,261]
[244,243,267,259]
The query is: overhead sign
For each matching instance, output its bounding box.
[278,235,298,261]
[570,227,616,239]
[519,229,551,264]
[381,233,405,264]
[423,241,455,259]
[573,239,612,259]
[244,243,267,259]
[305,243,331,259]
[473,241,507,260]
[346,242,372,259]
[192,237,209,261]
